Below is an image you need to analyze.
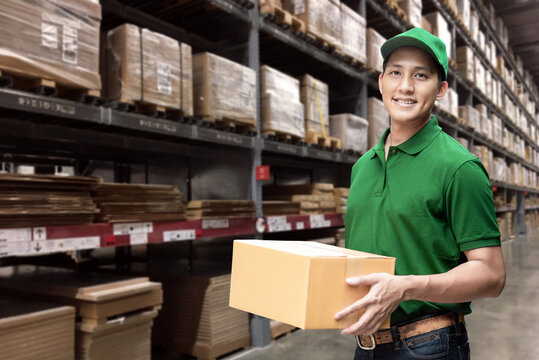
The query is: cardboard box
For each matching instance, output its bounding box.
[424,12,452,59]
[458,105,480,131]
[421,16,432,33]
[399,0,422,28]
[299,74,329,135]
[0,0,101,90]
[367,28,385,73]
[457,46,474,82]
[340,4,366,64]
[230,240,395,329]
[180,43,193,116]
[193,52,256,124]
[284,0,341,48]
[329,113,369,153]
[368,97,389,148]
[457,0,470,31]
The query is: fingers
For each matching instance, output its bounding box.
[341,308,385,336]
[346,273,385,287]
[334,297,369,320]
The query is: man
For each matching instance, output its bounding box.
[335,28,506,359]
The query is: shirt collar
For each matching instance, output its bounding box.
[370,115,442,159]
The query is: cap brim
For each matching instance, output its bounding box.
[381,36,445,80]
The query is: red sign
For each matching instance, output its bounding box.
[256,165,270,181]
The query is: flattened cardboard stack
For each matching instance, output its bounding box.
[186,200,255,219]
[334,187,349,214]
[93,183,186,223]
[263,201,301,216]
[152,271,250,359]
[0,174,100,227]
[0,265,162,360]
[0,296,75,360]
[105,23,192,114]
[260,65,304,139]
[193,52,257,125]
[0,0,101,91]
[264,183,336,214]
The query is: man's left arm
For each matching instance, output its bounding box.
[335,245,505,335]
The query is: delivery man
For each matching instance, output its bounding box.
[335,28,506,359]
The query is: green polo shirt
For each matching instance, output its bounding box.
[345,115,501,326]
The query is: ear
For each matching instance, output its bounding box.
[378,73,383,95]
[436,81,449,101]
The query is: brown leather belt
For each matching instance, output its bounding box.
[356,313,465,350]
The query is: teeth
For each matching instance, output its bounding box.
[395,99,415,104]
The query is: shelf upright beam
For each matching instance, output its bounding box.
[247,1,272,348]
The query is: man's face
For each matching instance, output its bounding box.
[379,46,448,125]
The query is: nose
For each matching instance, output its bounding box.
[398,75,414,94]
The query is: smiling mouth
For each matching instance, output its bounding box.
[393,98,417,106]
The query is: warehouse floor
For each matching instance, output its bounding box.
[222,230,539,360]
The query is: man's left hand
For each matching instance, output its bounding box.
[334,273,407,335]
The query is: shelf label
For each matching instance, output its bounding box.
[202,218,229,229]
[296,222,305,230]
[18,96,75,115]
[138,118,177,133]
[164,230,196,242]
[267,222,292,232]
[33,227,47,241]
[0,228,32,242]
[216,132,244,145]
[113,222,153,235]
[0,241,31,257]
[310,215,331,228]
[276,144,299,154]
[266,216,288,225]
[130,233,148,245]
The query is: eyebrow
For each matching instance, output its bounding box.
[387,64,433,72]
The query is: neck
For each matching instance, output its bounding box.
[388,114,431,146]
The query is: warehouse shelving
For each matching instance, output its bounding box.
[1,0,539,351]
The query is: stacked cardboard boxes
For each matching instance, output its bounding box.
[368,97,389,148]
[193,52,257,125]
[458,105,480,132]
[472,145,493,176]
[425,12,453,60]
[457,46,474,82]
[186,200,255,219]
[492,157,508,183]
[329,113,369,153]
[340,3,366,64]
[366,28,386,73]
[0,0,101,91]
[106,24,192,113]
[475,104,492,140]
[299,74,330,137]
[399,0,422,28]
[334,188,349,214]
[264,183,336,214]
[261,65,305,139]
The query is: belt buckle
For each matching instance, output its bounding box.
[356,334,376,351]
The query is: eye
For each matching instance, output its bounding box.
[389,70,401,76]
[415,73,427,79]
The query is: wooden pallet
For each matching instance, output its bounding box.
[0,69,103,105]
[384,0,407,23]
[270,320,297,339]
[201,115,257,134]
[306,131,341,149]
[259,2,306,34]
[262,130,304,144]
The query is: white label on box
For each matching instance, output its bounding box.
[62,26,78,64]
[157,62,172,95]
[267,223,292,233]
[113,222,153,235]
[202,218,229,229]
[130,233,148,245]
[0,228,32,242]
[296,222,305,230]
[42,22,58,49]
[266,216,288,225]
[33,227,47,241]
[164,230,196,242]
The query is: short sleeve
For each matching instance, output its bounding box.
[445,159,501,251]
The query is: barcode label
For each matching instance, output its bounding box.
[157,62,172,95]
[267,223,292,232]
[62,26,78,64]
[42,22,58,49]
[113,222,153,235]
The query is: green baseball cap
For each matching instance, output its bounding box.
[380,27,448,81]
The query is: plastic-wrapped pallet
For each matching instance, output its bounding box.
[0,0,101,91]
[475,57,485,94]
[193,52,256,125]
[398,0,422,28]
[436,90,451,114]
[180,43,193,116]
[458,105,480,131]
[299,74,329,136]
[475,104,491,140]
[457,0,470,31]
[340,4,366,64]
[283,0,341,49]
[424,12,453,60]
[478,31,485,54]
[492,114,503,145]
[368,97,388,149]
[260,65,304,138]
[470,11,479,43]
[504,128,512,151]
[457,46,474,82]
[473,145,492,176]
[492,157,507,183]
[329,114,368,153]
[106,24,183,110]
[449,89,459,118]
[367,28,385,73]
